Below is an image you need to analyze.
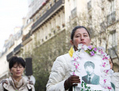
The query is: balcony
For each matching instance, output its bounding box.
[31,0,64,33]
[14,43,22,54]
[70,7,77,19]
[22,32,32,46]
[7,51,13,61]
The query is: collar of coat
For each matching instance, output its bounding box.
[68,46,74,57]
[3,76,34,90]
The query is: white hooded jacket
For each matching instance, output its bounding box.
[46,52,73,91]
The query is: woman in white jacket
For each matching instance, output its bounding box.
[46,26,91,91]
[0,56,35,91]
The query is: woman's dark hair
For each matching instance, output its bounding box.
[9,56,26,69]
[71,26,90,40]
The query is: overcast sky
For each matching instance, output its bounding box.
[0,0,28,52]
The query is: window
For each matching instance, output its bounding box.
[39,13,41,17]
[109,30,116,47]
[101,39,106,50]
[108,30,117,58]
[42,39,44,42]
[54,0,56,3]
[107,11,116,26]
[70,0,77,10]
[100,21,106,32]
[49,2,52,7]
[53,30,56,34]
[45,36,47,39]
[108,46,117,58]
[101,0,105,3]
[71,7,77,19]
[87,1,91,11]
[108,0,114,2]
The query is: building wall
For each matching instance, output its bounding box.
[0,53,8,79]
[20,0,119,71]
[0,0,119,81]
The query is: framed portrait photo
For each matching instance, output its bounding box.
[71,45,112,91]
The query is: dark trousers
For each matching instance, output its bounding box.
[69,86,72,91]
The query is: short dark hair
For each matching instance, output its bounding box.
[71,26,90,40]
[84,61,95,69]
[9,56,26,69]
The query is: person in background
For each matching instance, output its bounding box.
[109,57,113,70]
[109,57,115,91]
[46,26,91,91]
[0,56,35,91]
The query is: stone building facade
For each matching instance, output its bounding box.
[0,0,119,88]
[21,0,119,71]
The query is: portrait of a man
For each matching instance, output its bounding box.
[82,61,100,85]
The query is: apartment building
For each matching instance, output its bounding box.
[0,0,119,83]
[87,0,119,71]
[23,0,119,71]
[0,27,23,80]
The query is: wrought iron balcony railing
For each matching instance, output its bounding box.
[7,51,13,61]
[31,0,63,33]
[22,32,31,42]
[14,43,22,54]
[22,32,32,46]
